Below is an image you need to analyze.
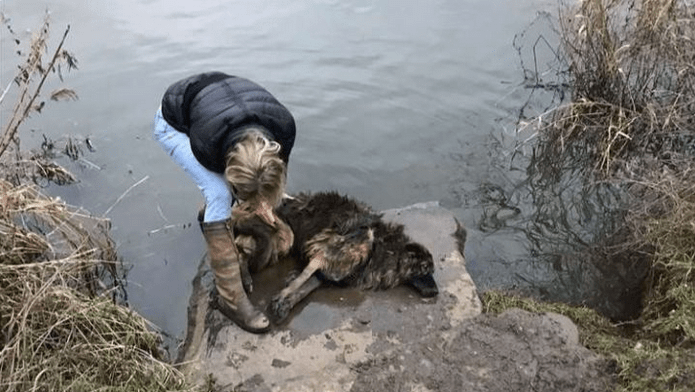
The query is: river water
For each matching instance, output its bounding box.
[2,0,568,339]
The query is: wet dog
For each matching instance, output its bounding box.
[233,191,439,323]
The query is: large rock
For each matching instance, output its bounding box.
[349,308,614,392]
[176,202,613,392]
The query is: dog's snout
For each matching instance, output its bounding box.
[257,201,277,227]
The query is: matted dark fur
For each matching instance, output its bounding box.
[236,191,438,323]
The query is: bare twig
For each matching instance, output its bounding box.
[102,176,149,217]
[0,81,13,105]
[0,23,71,159]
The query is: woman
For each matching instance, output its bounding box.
[154,72,296,333]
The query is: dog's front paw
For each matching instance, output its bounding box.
[242,277,253,294]
[269,294,292,323]
[239,259,253,294]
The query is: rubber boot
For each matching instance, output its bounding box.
[199,205,253,293]
[201,219,270,333]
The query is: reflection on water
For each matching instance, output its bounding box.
[468,13,650,321]
[2,0,565,337]
[476,158,650,321]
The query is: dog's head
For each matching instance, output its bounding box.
[366,223,438,296]
[232,200,294,273]
[336,214,379,242]
[402,242,438,297]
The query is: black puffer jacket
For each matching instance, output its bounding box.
[161,72,296,173]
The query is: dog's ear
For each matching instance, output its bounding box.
[405,242,431,258]
[404,242,434,278]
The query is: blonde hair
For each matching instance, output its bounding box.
[225,128,287,208]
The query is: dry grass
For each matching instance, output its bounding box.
[1,261,184,391]
[508,0,695,390]
[0,179,199,391]
[531,0,695,179]
[626,162,695,344]
[546,0,695,346]
[0,180,109,265]
[525,0,695,340]
[0,14,202,392]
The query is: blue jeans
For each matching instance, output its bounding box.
[153,107,233,222]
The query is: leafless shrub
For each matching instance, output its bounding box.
[0,14,200,392]
[531,0,694,180]
[0,12,79,185]
[524,0,695,342]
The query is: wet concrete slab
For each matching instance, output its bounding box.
[177,201,481,391]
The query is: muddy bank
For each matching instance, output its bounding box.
[177,202,614,391]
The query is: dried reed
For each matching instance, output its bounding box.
[0,178,198,391]
[0,12,80,186]
[626,162,695,344]
[532,0,695,179]
[546,0,695,344]
[0,13,201,392]
[0,13,78,159]
[510,1,695,390]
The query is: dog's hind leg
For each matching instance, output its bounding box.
[269,256,325,322]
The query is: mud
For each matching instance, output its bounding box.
[177,202,614,392]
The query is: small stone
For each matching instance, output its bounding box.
[225,352,248,368]
[271,358,291,368]
[324,339,338,351]
[356,310,371,325]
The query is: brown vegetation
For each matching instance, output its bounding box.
[502,0,695,391]
[0,177,197,391]
[0,14,198,392]
[548,0,695,344]
[533,0,695,179]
